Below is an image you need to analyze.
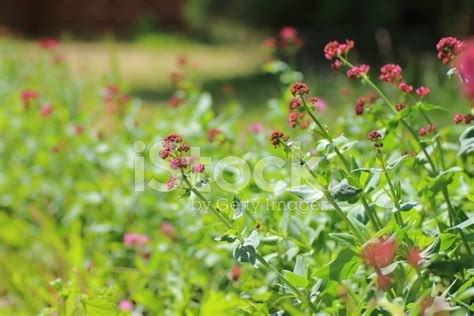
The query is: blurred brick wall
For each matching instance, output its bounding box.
[0,0,183,35]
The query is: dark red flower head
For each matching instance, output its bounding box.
[270,131,289,148]
[290,82,309,97]
[368,130,382,141]
[396,103,407,112]
[288,97,301,110]
[436,36,465,65]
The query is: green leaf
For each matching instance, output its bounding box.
[286,185,324,202]
[283,271,309,288]
[439,233,458,252]
[314,249,360,281]
[449,217,474,231]
[293,255,306,276]
[329,233,356,248]
[329,179,362,202]
[458,126,474,156]
[394,202,419,212]
[233,243,257,265]
[214,234,237,243]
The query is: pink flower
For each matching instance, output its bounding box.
[331,59,343,70]
[270,131,289,148]
[379,64,402,83]
[123,233,149,248]
[279,27,303,49]
[362,236,397,269]
[160,221,177,241]
[288,112,305,128]
[453,113,463,124]
[436,36,465,65]
[398,82,413,93]
[177,143,190,152]
[191,164,205,173]
[427,124,437,133]
[262,37,277,49]
[118,299,133,312]
[346,64,370,79]
[39,103,53,118]
[415,86,430,97]
[396,103,407,112]
[20,89,39,109]
[167,176,177,190]
[290,82,309,96]
[407,248,422,267]
[229,265,241,282]
[38,37,59,50]
[208,128,223,143]
[288,97,301,110]
[168,95,181,107]
[323,39,354,60]
[309,97,327,112]
[169,158,188,170]
[457,39,474,98]
[279,27,298,41]
[418,128,427,136]
[248,123,263,133]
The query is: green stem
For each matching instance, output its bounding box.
[256,254,318,313]
[304,103,381,230]
[379,154,404,227]
[288,147,365,242]
[182,175,233,229]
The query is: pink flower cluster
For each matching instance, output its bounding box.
[346,64,370,79]
[453,113,473,124]
[123,232,149,248]
[324,39,354,69]
[418,124,436,136]
[20,89,39,110]
[354,91,378,116]
[290,82,309,96]
[269,131,289,148]
[263,27,303,52]
[415,86,430,97]
[436,36,464,65]
[379,63,402,83]
[160,134,205,189]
